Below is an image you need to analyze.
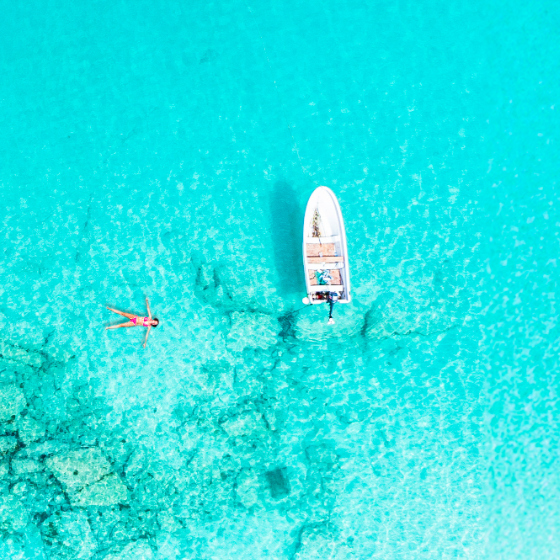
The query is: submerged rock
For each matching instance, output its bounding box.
[157,510,183,533]
[0,495,29,533]
[20,440,70,459]
[0,363,17,384]
[227,311,280,352]
[12,457,43,476]
[46,448,111,491]
[40,510,96,560]
[17,415,46,444]
[102,540,154,560]
[292,525,350,560]
[220,410,265,438]
[235,469,259,508]
[265,467,290,499]
[45,448,128,506]
[0,494,29,532]
[0,384,27,422]
[0,436,18,455]
[73,474,128,507]
[0,341,43,369]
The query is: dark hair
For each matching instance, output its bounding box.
[152,318,159,327]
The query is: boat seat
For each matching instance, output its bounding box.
[306,243,336,257]
[308,284,344,292]
[307,256,344,264]
[307,263,343,271]
[309,269,342,286]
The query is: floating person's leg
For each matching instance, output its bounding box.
[106,321,135,330]
[106,307,136,320]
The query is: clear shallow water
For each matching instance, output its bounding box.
[0,0,558,558]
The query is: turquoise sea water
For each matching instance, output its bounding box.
[0,0,559,558]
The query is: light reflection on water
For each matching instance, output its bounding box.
[0,0,558,558]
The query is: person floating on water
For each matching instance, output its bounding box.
[105,298,159,347]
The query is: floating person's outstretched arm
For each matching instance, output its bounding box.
[143,297,152,348]
[143,324,152,348]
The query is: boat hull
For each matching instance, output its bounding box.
[302,187,351,304]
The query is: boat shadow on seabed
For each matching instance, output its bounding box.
[270,180,306,295]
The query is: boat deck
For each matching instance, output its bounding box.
[305,242,336,258]
[305,240,344,288]
[308,269,342,285]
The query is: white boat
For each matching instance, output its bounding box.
[302,186,351,305]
